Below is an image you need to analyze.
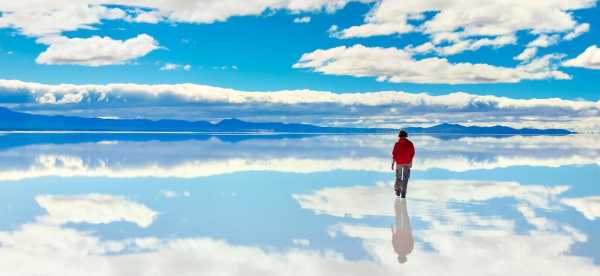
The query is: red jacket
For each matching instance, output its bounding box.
[392,138,415,165]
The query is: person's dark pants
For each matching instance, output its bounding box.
[395,166,411,197]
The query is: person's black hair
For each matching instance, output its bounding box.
[398,130,408,138]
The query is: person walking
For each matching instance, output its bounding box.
[391,130,415,198]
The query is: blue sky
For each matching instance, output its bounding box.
[0,1,599,130]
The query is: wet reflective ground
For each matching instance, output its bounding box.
[0,133,598,275]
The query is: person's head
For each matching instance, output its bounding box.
[397,255,407,264]
[398,130,408,139]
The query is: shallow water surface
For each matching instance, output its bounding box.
[0,133,598,275]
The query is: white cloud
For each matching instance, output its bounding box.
[132,10,163,24]
[515,47,538,61]
[293,16,311,24]
[0,0,595,69]
[1,79,600,131]
[35,194,157,228]
[332,0,594,56]
[528,34,561,48]
[0,3,128,37]
[563,45,600,69]
[160,63,191,71]
[564,23,590,40]
[410,35,517,56]
[561,196,600,220]
[36,34,159,66]
[0,1,369,68]
[0,1,366,38]
[294,44,570,84]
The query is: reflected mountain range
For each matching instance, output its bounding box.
[0,134,598,181]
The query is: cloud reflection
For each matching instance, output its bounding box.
[0,178,598,275]
[0,134,599,181]
[36,194,157,228]
[297,179,598,275]
[561,196,600,220]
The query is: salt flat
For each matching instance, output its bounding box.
[0,134,598,276]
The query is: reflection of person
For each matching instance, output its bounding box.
[392,198,413,264]
[391,130,415,198]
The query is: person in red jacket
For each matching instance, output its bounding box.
[391,130,415,198]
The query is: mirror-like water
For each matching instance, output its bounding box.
[0,133,598,275]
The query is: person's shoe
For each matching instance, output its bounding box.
[395,190,401,197]
[401,193,406,198]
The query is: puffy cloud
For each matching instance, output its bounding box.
[515,47,538,61]
[1,79,600,131]
[561,196,600,220]
[294,44,570,84]
[36,194,157,228]
[0,3,128,37]
[563,45,600,69]
[409,35,517,56]
[36,34,159,66]
[131,10,163,24]
[512,33,560,64]
[437,35,517,56]
[0,0,595,69]
[332,0,594,56]
[0,1,367,38]
[1,79,595,109]
[293,16,311,23]
[527,34,561,48]
[0,1,371,68]
[564,23,590,40]
[131,0,364,23]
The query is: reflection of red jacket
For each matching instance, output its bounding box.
[392,138,415,165]
[392,230,414,256]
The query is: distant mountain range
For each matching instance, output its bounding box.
[404,123,574,135]
[0,107,574,135]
